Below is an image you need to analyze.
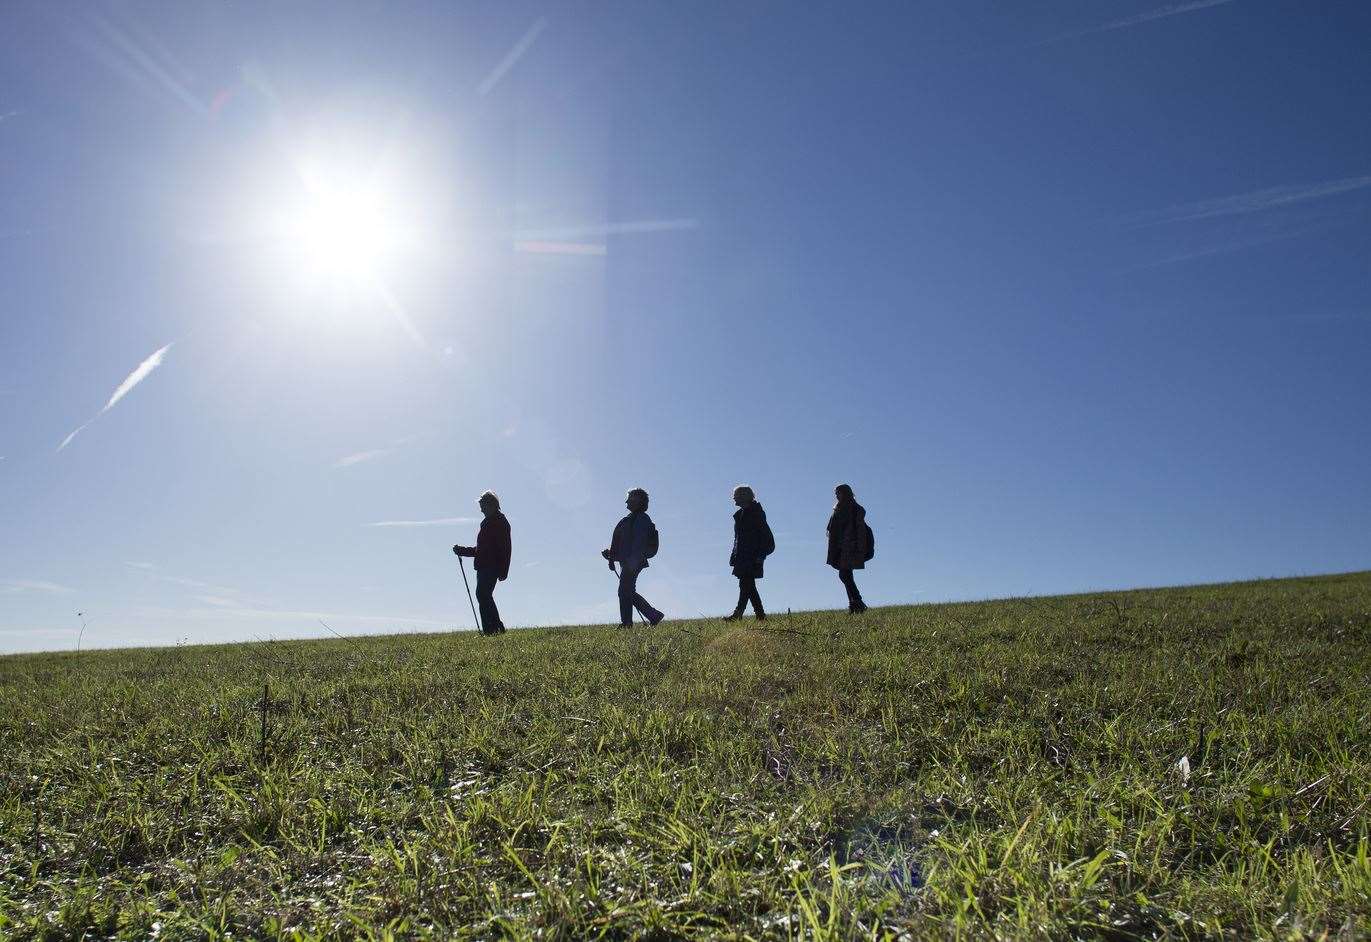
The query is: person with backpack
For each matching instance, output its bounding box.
[452,491,512,634]
[826,483,872,613]
[602,487,664,627]
[725,485,774,621]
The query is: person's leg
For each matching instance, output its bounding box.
[484,571,505,632]
[475,569,502,633]
[837,567,853,604]
[622,562,662,624]
[728,577,750,618]
[838,568,865,612]
[633,590,662,623]
[747,578,765,618]
[617,564,636,626]
[847,570,864,611]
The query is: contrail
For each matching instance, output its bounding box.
[0,579,73,595]
[58,342,174,452]
[514,240,608,256]
[57,422,93,453]
[367,517,475,528]
[1033,0,1236,46]
[1122,175,1371,227]
[513,218,699,241]
[334,448,393,468]
[102,342,172,413]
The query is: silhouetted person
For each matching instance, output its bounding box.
[827,483,871,613]
[725,485,774,621]
[602,487,663,627]
[452,491,512,634]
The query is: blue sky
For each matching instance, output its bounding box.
[2,0,1368,653]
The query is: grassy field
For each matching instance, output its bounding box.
[2,572,1368,940]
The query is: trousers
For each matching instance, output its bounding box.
[475,568,504,633]
[618,562,661,626]
[838,568,864,608]
[733,575,764,616]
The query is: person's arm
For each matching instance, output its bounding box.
[603,520,620,567]
[456,523,483,558]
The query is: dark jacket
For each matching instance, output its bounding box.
[608,512,659,568]
[730,501,774,579]
[455,512,512,580]
[826,500,868,571]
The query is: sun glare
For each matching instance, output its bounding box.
[249,126,446,322]
[292,184,399,278]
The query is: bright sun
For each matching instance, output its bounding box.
[253,133,440,310]
[292,184,401,278]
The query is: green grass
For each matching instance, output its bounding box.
[2,572,1369,940]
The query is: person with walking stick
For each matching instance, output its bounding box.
[602,487,664,627]
[452,491,512,634]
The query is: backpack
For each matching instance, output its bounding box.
[863,522,875,562]
[646,521,659,559]
[761,519,776,557]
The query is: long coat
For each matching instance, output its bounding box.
[730,501,772,579]
[826,500,868,571]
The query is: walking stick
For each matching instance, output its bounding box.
[458,555,483,634]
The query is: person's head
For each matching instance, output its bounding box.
[478,491,500,517]
[834,483,854,505]
[733,485,755,507]
[625,487,649,513]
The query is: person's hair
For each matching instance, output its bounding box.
[479,491,500,509]
[626,487,649,507]
[733,485,755,502]
[834,483,854,502]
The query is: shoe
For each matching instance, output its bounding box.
[850,601,868,614]
[756,612,767,621]
[648,610,664,626]
[723,612,743,621]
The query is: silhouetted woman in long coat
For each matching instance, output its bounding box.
[452,491,512,634]
[726,485,773,621]
[826,483,869,613]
